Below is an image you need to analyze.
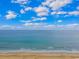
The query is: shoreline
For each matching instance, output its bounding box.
[0,50,79,59]
[0,50,79,53]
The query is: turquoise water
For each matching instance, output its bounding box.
[0,30,79,51]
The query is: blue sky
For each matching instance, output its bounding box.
[0,0,79,30]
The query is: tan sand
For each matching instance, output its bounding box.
[0,52,79,59]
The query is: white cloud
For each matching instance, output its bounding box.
[20,9,25,14]
[20,17,47,23]
[34,6,48,12]
[11,0,28,5]
[42,0,72,10]
[24,7,32,11]
[24,22,47,26]
[37,12,48,16]
[51,11,67,15]
[34,6,49,16]
[66,23,79,26]
[56,11,67,14]
[68,11,79,15]
[20,7,32,14]
[51,11,79,16]
[0,25,16,30]
[57,20,62,23]
[5,10,17,20]
[32,17,47,21]
[20,20,32,23]
[22,22,31,26]
[43,24,56,30]
[1,25,11,28]
[40,17,47,20]
[51,12,56,15]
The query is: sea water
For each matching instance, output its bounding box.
[0,30,79,52]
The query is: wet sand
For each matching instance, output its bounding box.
[0,52,79,59]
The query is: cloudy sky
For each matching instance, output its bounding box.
[0,0,79,30]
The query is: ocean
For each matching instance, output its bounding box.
[0,30,79,51]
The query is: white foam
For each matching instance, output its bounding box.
[0,48,79,53]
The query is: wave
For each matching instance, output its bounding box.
[0,48,79,53]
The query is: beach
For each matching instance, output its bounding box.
[0,51,79,59]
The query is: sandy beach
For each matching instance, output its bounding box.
[0,51,79,59]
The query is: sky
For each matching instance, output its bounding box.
[0,0,79,30]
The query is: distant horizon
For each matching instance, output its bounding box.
[0,24,79,30]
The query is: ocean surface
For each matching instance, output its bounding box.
[0,30,79,51]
